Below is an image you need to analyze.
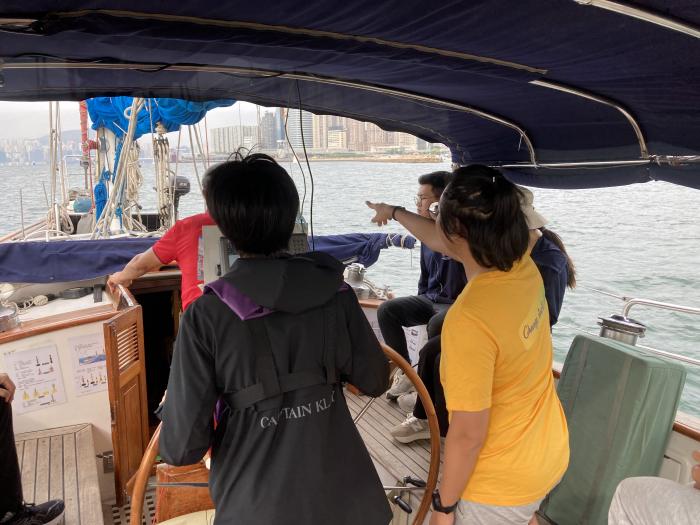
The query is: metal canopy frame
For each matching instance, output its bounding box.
[574,0,700,39]
[2,60,539,165]
[0,10,548,75]
[0,6,698,173]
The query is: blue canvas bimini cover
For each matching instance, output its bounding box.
[0,1,698,188]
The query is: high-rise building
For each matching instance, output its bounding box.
[284,108,314,150]
[274,108,285,145]
[210,125,258,154]
[260,112,277,150]
[327,127,347,150]
[312,114,329,150]
[395,132,419,151]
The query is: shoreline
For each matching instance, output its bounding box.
[303,156,444,163]
[0,156,446,167]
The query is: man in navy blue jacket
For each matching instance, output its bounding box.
[377,171,467,399]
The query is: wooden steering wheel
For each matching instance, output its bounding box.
[128,343,441,525]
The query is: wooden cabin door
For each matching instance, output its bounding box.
[104,305,150,506]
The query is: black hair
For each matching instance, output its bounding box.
[417,171,453,198]
[203,151,299,255]
[439,165,528,271]
[540,228,577,288]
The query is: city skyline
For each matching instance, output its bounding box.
[0,104,444,165]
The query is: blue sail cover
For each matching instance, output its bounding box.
[0,1,698,189]
[0,233,414,283]
[86,97,235,139]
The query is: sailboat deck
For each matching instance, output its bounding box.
[346,389,441,523]
[346,389,440,484]
[14,424,104,525]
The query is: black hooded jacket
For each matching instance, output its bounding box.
[160,252,392,525]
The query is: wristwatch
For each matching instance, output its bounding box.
[391,206,405,220]
[432,490,459,514]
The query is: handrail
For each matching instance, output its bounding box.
[622,297,700,319]
[558,322,700,368]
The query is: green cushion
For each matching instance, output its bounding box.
[540,334,686,525]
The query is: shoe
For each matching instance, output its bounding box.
[390,416,430,443]
[2,500,65,525]
[397,391,418,413]
[386,370,415,400]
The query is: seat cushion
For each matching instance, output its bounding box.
[158,509,216,524]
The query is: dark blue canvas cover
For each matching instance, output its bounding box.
[0,1,698,188]
[0,233,414,283]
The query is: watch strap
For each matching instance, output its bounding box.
[391,206,405,220]
[432,490,459,514]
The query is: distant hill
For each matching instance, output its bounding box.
[35,129,83,145]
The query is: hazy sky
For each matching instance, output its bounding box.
[0,100,265,140]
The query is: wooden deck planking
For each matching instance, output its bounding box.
[14,424,104,525]
[361,396,433,465]
[345,390,441,524]
[19,437,37,503]
[76,425,105,525]
[34,437,51,505]
[49,435,64,502]
[346,390,437,481]
[63,432,80,525]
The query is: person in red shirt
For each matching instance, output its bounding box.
[107,212,215,309]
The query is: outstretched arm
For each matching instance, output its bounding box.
[107,248,163,292]
[366,201,449,255]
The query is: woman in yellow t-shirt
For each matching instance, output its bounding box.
[368,165,569,525]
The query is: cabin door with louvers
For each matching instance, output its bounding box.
[104,305,150,506]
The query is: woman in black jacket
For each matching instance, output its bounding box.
[159,152,391,525]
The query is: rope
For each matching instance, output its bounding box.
[93,98,146,238]
[120,142,146,232]
[153,122,174,229]
[187,125,204,193]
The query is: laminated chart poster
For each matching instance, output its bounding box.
[5,345,67,414]
[68,333,108,396]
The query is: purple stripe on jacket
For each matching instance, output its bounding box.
[204,280,274,321]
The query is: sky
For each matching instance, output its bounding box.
[0,100,266,140]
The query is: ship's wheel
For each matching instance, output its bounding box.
[127,343,441,525]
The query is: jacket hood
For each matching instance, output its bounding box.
[204,251,346,319]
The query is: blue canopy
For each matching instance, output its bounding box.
[86,97,235,139]
[0,1,698,188]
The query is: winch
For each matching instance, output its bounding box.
[0,302,19,333]
[598,314,647,346]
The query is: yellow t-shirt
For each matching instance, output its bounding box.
[440,256,569,506]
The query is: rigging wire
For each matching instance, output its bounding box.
[283,106,308,217]
[187,125,204,194]
[296,81,315,250]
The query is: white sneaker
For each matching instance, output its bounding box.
[397,391,417,413]
[390,415,430,443]
[386,370,415,400]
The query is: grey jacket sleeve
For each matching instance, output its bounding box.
[159,304,218,466]
[337,290,390,397]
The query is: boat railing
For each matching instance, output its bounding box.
[565,286,700,368]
